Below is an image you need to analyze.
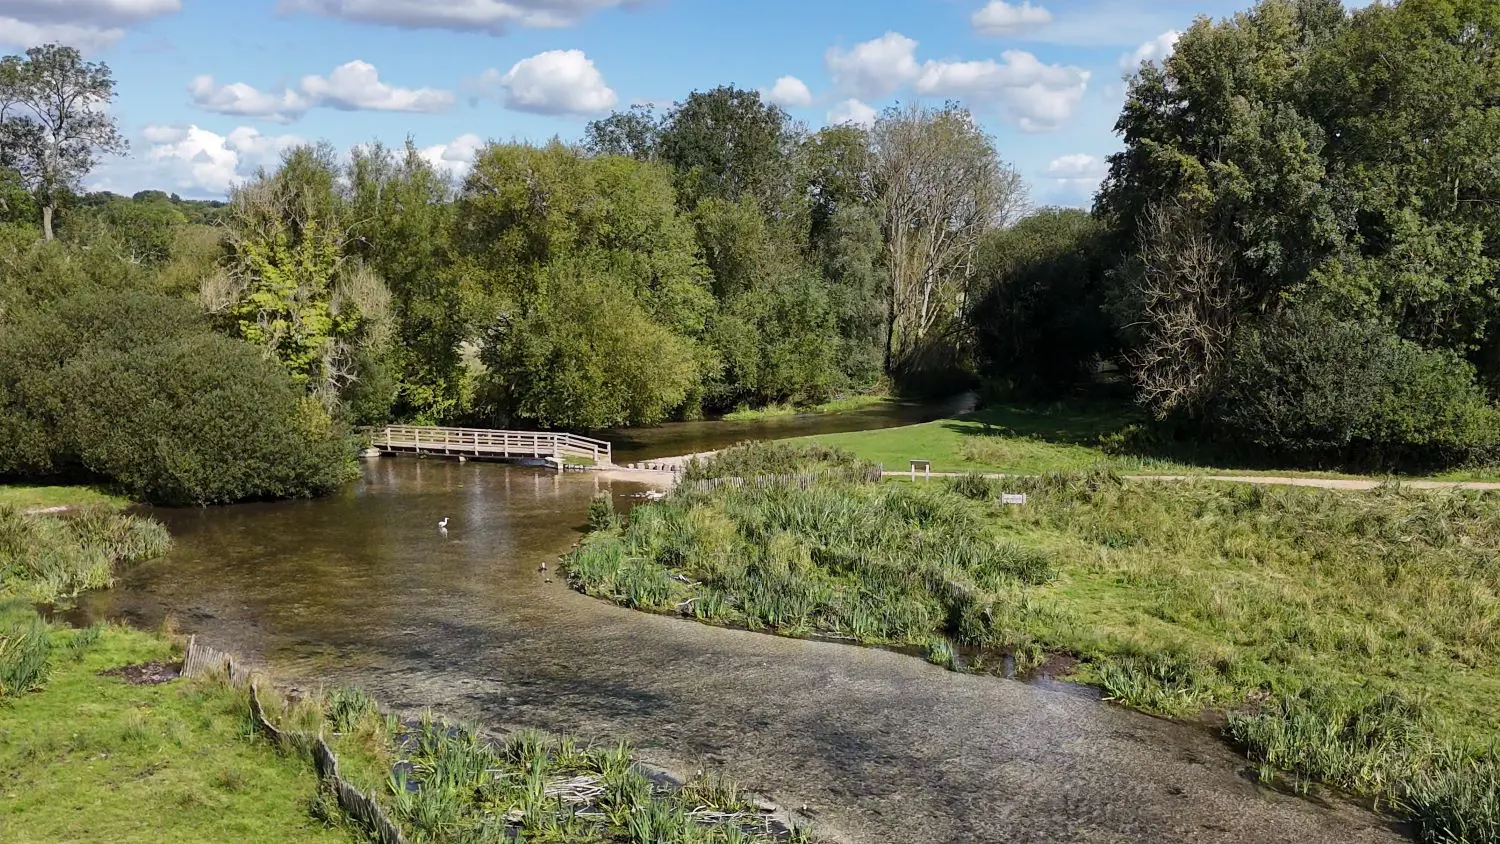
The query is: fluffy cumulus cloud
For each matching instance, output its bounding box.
[1042,153,1108,206]
[765,76,813,109]
[1045,153,1105,178]
[826,98,877,128]
[971,1,1053,37]
[90,124,304,197]
[825,32,923,100]
[481,49,617,116]
[827,32,1089,132]
[1121,30,1180,70]
[190,60,453,123]
[278,0,630,35]
[0,0,181,49]
[300,61,454,112]
[419,132,485,178]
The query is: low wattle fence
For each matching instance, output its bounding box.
[181,636,408,844]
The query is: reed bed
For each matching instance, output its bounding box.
[0,504,170,603]
[566,443,1500,842]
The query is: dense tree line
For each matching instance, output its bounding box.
[971,0,1500,470]
[5,0,1497,500]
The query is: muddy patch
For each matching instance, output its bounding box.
[99,660,182,685]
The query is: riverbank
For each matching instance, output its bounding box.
[723,394,894,422]
[566,444,1499,842]
[0,484,129,512]
[800,401,1500,483]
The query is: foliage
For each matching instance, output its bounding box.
[0,600,51,696]
[970,208,1116,394]
[0,44,127,240]
[0,288,356,505]
[210,143,392,413]
[478,253,701,429]
[1215,305,1500,468]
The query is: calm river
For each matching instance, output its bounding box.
[72,407,1408,843]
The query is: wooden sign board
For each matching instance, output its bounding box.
[1001,493,1027,505]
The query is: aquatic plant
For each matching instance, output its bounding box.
[0,505,171,603]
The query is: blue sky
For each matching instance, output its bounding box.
[1,0,1271,206]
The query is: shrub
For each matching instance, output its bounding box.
[587,491,617,532]
[0,289,357,505]
[1215,306,1500,469]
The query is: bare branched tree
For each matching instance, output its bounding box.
[871,101,1026,373]
[1129,200,1242,417]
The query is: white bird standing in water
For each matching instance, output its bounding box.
[437,516,449,529]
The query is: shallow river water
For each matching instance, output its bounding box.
[72,411,1411,843]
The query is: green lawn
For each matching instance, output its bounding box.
[0,616,367,844]
[801,401,1500,482]
[0,485,129,511]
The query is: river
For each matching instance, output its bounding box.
[71,407,1409,843]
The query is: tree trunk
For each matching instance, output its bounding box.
[42,204,55,241]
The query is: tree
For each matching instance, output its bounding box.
[870,102,1024,375]
[969,208,1116,394]
[0,45,127,240]
[583,105,662,162]
[206,144,391,413]
[656,86,803,213]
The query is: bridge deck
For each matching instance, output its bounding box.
[370,426,613,466]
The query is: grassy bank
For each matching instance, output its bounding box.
[722,393,893,422]
[566,444,1500,842]
[0,605,386,843]
[0,603,810,844]
[0,505,170,603]
[0,484,129,511]
[801,401,1500,482]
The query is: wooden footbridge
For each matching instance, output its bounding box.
[368,425,613,466]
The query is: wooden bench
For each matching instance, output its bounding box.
[910,459,931,481]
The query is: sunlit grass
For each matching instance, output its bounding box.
[723,393,894,422]
[0,484,129,511]
[567,443,1500,842]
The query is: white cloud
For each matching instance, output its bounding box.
[972,1,1053,37]
[1120,29,1181,70]
[278,0,630,35]
[189,60,453,123]
[189,76,310,124]
[300,60,454,112]
[0,0,181,49]
[826,98,877,128]
[1045,153,1105,178]
[483,49,617,116]
[419,132,485,178]
[824,32,1089,131]
[90,123,303,197]
[765,76,813,109]
[825,32,922,100]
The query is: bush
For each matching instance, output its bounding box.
[1215,306,1500,469]
[0,289,357,505]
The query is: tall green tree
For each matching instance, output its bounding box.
[0,45,126,240]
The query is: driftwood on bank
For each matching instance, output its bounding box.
[181,636,408,844]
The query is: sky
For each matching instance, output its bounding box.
[0,0,1298,207]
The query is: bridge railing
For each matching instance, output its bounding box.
[371,426,612,465]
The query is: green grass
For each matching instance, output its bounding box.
[0,485,129,511]
[0,505,171,604]
[0,609,373,843]
[722,393,894,422]
[801,400,1500,482]
[566,443,1500,842]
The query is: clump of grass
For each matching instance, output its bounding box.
[588,491,619,531]
[384,717,804,843]
[0,605,53,697]
[681,442,880,484]
[326,686,377,734]
[0,504,171,603]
